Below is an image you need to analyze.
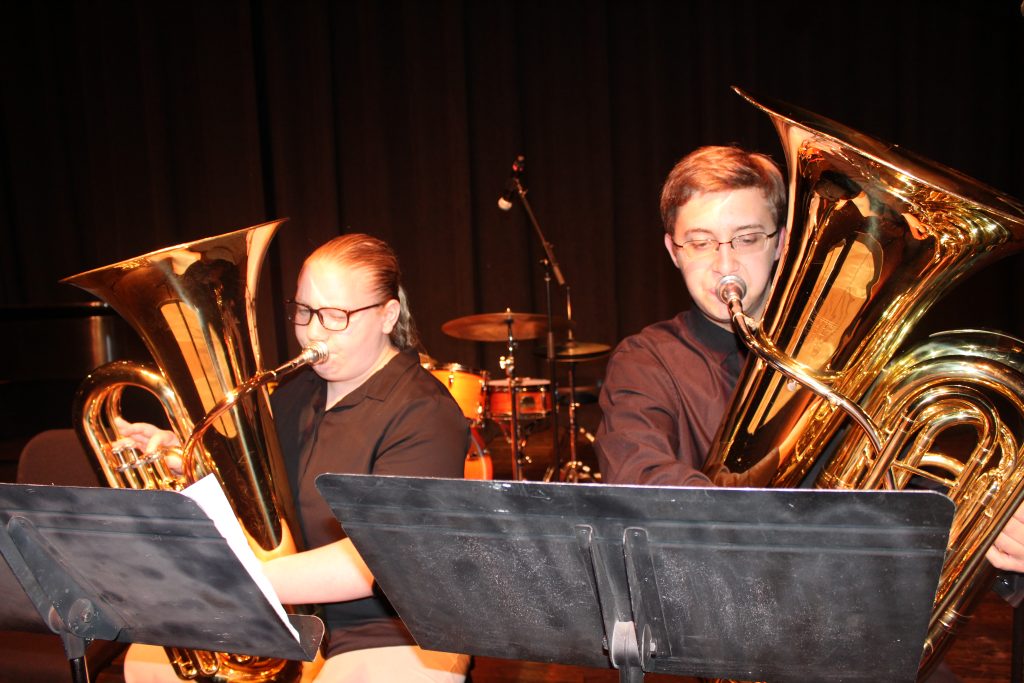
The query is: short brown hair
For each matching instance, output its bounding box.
[304,233,419,350]
[659,145,786,233]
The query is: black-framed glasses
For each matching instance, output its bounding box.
[285,300,387,332]
[671,230,778,259]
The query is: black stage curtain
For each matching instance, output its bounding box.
[2,0,1023,387]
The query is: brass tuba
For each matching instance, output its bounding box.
[703,88,1024,678]
[64,220,318,681]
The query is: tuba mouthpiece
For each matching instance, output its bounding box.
[267,341,329,379]
[717,275,747,305]
[302,341,330,366]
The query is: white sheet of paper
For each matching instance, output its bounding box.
[182,474,300,642]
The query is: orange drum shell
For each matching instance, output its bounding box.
[463,426,492,480]
[486,378,552,419]
[429,363,487,423]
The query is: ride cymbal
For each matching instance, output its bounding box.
[442,311,571,342]
[534,340,612,362]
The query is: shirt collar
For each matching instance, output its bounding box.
[683,308,745,362]
[323,348,417,410]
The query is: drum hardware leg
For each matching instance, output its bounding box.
[557,425,600,482]
[496,311,527,481]
[491,412,547,480]
[543,275,563,484]
[508,407,525,483]
[497,418,534,480]
[558,357,585,483]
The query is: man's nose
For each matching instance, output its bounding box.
[711,240,739,273]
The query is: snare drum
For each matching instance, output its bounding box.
[486,378,552,421]
[429,363,487,424]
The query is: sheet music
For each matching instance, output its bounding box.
[182,474,300,642]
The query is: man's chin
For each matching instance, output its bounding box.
[695,303,734,330]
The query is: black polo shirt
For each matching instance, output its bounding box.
[272,349,468,656]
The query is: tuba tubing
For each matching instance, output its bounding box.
[179,341,328,483]
[703,88,1024,680]
[65,220,312,682]
[718,274,886,459]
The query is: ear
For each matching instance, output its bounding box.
[381,298,401,335]
[664,232,681,268]
[772,225,787,262]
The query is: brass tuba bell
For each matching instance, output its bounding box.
[64,220,316,681]
[703,88,1024,678]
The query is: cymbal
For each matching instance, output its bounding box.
[534,340,612,362]
[442,311,572,342]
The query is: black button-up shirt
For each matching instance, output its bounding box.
[595,309,746,486]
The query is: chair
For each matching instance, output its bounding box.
[0,429,126,682]
[15,429,104,487]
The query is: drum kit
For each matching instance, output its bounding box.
[424,309,609,482]
[427,153,611,482]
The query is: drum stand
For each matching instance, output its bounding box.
[499,309,526,481]
[553,351,606,482]
[560,360,588,482]
[543,302,610,482]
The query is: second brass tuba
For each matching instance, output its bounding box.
[64,220,316,681]
[703,88,1024,678]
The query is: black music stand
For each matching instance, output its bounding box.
[316,475,954,683]
[0,483,323,683]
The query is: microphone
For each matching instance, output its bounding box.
[497,155,526,211]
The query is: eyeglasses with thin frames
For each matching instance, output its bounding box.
[285,300,387,332]
[670,230,778,259]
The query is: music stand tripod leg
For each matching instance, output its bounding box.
[2,517,116,683]
[60,632,91,683]
[994,571,1024,683]
[1013,601,1024,683]
[574,525,654,682]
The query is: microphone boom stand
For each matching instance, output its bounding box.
[507,172,567,482]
